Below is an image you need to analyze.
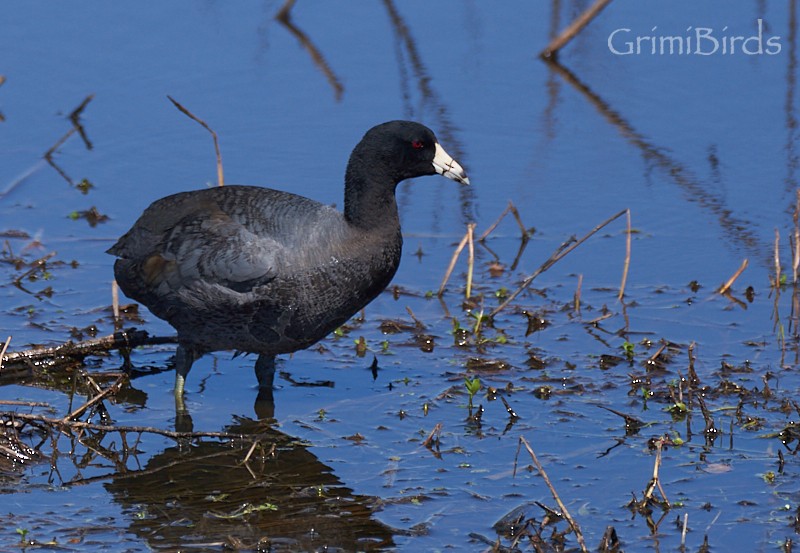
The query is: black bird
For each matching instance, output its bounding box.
[108,121,469,406]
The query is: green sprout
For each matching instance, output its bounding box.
[465,377,481,409]
[622,341,635,360]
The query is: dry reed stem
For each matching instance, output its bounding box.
[643,438,670,506]
[405,306,425,329]
[0,336,10,372]
[2,411,244,441]
[466,223,476,298]
[241,439,261,465]
[574,274,583,315]
[111,280,120,325]
[794,190,800,283]
[655,461,669,507]
[83,372,105,395]
[12,251,55,287]
[490,209,627,319]
[717,258,749,295]
[61,373,127,424]
[478,201,528,241]
[540,0,614,59]
[646,341,667,367]
[69,94,94,119]
[69,93,95,149]
[275,0,296,20]
[0,399,50,407]
[438,225,472,296]
[499,395,518,419]
[1,328,177,367]
[585,311,614,325]
[681,513,689,547]
[44,127,76,159]
[618,208,631,301]
[696,394,716,436]
[516,436,588,552]
[43,94,94,169]
[775,229,782,287]
[422,422,442,448]
[44,94,94,157]
[675,369,684,404]
[275,0,344,101]
[167,95,225,187]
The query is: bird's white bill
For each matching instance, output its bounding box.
[433,143,470,185]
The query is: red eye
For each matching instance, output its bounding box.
[411,140,424,149]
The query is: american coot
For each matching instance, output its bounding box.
[108,121,469,405]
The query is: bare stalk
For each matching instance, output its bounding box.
[717,259,749,295]
[618,208,631,301]
[516,436,588,552]
[794,190,800,283]
[61,373,127,423]
[540,0,614,59]
[111,280,120,328]
[167,95,225,186]
[478,201,529,241]
[438,226,472,296]
[2,411,246,441]
[775,229,782,287]
[466,223,476,298]
[2,328,177,368]
[490,209,627,319]
[0,336,10,371]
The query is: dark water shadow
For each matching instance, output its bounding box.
[382,0,477,228]
[274,0,344,101]
[1,356,394,550]
[784,1,799,196]
[542,57,778,268]
[101,416,395,550]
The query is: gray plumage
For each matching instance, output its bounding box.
[107,121,469,403]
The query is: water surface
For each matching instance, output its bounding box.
[2,1,799,550]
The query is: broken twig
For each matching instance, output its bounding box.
[717,258,748,295]
[490,209,627,319]
[2,328,177,368]
[478,201,529,242]
[0,336,10,372]
[167,95,225,187]
[540,0,614,59]
[438,224,475,297]
[515,436,588,552]
[618,208,631,300]
[2,411,241,441]
[61,373,127,423]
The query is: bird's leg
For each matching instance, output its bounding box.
[173,345,197,408]
[173,344,199,432]
[253,354,276,420]
[254,354,276,390]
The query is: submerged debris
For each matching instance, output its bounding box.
[0,422,41,474]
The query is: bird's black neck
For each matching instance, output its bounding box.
[343,154,401,230]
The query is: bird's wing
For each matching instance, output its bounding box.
[163,205,281,288]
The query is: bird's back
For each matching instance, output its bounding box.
[109,185,402,355]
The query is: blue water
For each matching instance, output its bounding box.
[1,1,799,551]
